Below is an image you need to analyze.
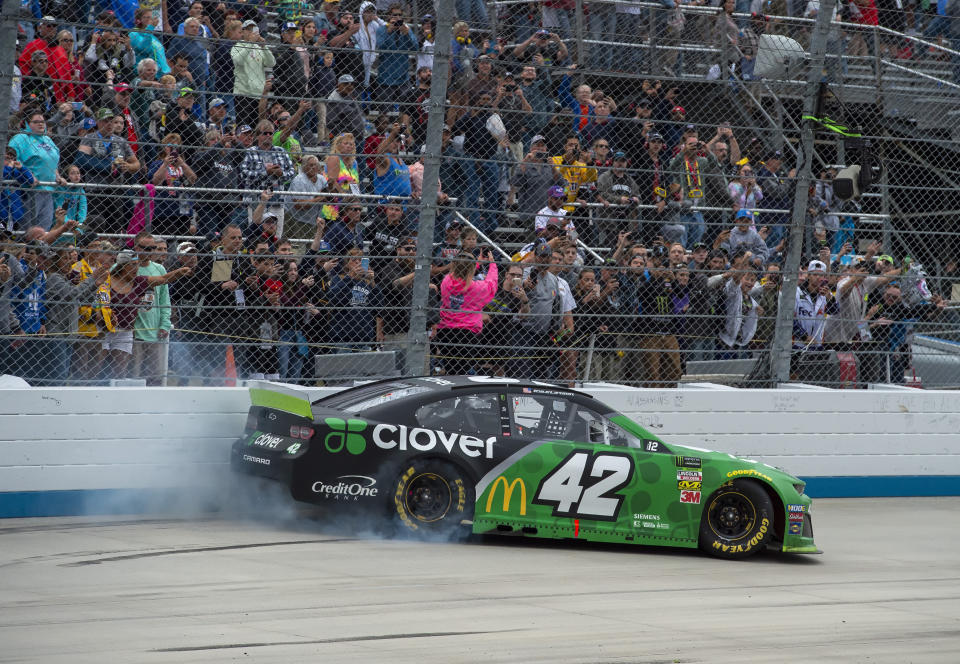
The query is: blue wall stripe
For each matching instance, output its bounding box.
[800,475,960,498]
[1,476,958,518]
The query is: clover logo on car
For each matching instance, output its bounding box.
[323,418,368,454]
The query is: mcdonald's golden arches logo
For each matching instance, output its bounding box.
[485,476,527,515]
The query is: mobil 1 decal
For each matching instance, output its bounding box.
[533,450,633,521]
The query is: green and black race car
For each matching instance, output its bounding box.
[231,377,819,559]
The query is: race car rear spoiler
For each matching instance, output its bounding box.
[248,381,315,419]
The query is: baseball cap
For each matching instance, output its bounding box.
[112,249,138,271]
[672,105,686,114]
[208,97,226,109]
[81,117,97,130]
[548,185,565,198]
[535,29,550,37]
[636,98,652,108]
[647,131,664,142]
[31,51,49,61]
[113,83,131,93]
[613,151,627,161]
[261,212,279,224]
[693,243,709,251]
[38,243,59,259]
[237,124,253,135]
[534,238,554,255]
[445,220,462,230]
[176,241,198,255]
[40,16,57,24]
[877,254,894,263]
[442,124,451,132]
[807,260,827,272]
[337,74,355,84]
[241,19,258,29]
[95,107,114,120]
[315,240,331,254]
[282,21,298,31]
[420,13,433,22]
[735,209,753,220]
[178,87,195,97]
[530,134,546,144]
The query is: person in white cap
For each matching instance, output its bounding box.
[231,19,275,127]
[101,248,191,379]
[325,74,365,140]
[793,259,832,349]
[207,98,230,133]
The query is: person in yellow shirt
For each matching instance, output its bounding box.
[549,135,597,245]
[72,239,114,382]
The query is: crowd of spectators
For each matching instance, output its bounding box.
[1,4,957,387]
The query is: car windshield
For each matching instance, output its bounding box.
[319,382,433,413]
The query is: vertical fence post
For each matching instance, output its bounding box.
[769,0,838,385]
[880,148,892,254]
[0,0,20,160]
[404,6,454,377]
[574,0,586,69]
[648,6,657,75]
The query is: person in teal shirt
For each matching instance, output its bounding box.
[130,8,171,76]
[52,164,88,239]
[8,110,63,231]
[131,232,172,385]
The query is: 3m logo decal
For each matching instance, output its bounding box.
[533,451,633,521]
[485,476,527,515]
[679,490,701,504]
[323,418,368,454]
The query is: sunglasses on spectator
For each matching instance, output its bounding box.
[59,37,73,42]
[595,144,609,148]
[278,115,291,122]
[259,131,273,135]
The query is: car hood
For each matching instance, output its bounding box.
[669,441,803,486]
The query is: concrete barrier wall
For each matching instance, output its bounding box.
[2,383,958,517]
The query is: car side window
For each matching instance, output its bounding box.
[415,393,501,437]
[509,394,577,439]
[569,405,645,448]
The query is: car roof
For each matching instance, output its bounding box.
[315,375,593,403]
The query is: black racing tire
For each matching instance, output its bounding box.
[392,459,473,539]
[699,480,774,559]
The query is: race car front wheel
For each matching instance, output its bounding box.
[392,460,473,539]
[699,480,774,559]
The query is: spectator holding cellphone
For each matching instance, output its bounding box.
[435,248,498,375]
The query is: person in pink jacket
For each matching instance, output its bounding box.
[435,248,498,375]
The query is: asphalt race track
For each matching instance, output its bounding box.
[1,498,959,663]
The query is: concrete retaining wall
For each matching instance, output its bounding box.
[2,383,958,517]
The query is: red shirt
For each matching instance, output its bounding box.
[110,276,151,331]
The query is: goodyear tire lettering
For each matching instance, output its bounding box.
[699,482,774,560]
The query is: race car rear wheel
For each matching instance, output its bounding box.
[699,480,774,559]
[392,460,473,539]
